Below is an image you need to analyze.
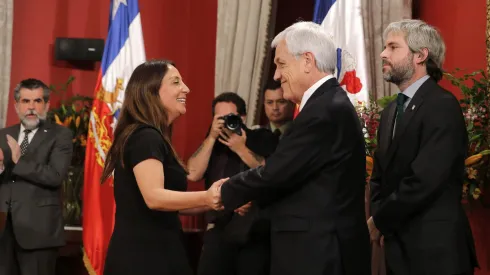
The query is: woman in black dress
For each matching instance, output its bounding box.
[101,60,224,275]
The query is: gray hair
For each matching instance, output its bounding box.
[271,21,336,74]
[384,19,445,70]
[14,78,50,102]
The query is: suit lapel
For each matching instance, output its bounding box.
[285,79,338,140]
[383,82,429,169]
[25,121,52,156]
[379,102,396,154]
[300,78,339,112]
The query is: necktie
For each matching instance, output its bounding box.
[20,129,32,156]
[396,93,409,126]
[273,128,281,138]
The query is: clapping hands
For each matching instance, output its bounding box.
[6,135,21,164]
[0,135,21,167]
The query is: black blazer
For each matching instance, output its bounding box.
[370,78,478,274]
[0,121,73,249]
[221,78,371,275]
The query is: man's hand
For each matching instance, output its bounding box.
[206,178,228,210]
[218,128,247,154]
[208,115,225,140]
[6,135,21,164]
[367,216,381,243]
[234,201,252,216]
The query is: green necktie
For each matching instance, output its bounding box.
[396,93,408,125]
[394,93,409,137]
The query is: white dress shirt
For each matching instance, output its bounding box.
[18,124,39,144]
[399,74,430,111]
[299,74,335,112]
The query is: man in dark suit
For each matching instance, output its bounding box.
[368,19,478,275]
[0,79,73,275]
[217,21,371,275]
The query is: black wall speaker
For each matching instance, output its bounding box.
[55,37,104,61]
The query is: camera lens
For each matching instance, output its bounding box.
[227,123,238,129]
[226,118,239,130]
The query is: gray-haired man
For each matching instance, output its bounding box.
[0,78,73,275]
[369,19,478,275]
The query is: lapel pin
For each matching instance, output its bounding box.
[411,105,416,111]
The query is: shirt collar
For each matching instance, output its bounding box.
[19,123,39,134]
[270,121,291,134]
[402,75,430,99]
[299,75,334,111]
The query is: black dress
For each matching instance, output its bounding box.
[104,126,193,275]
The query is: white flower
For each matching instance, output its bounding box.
[364,133,370,138]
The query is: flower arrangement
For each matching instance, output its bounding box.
[355,99,380,158]
[445,70,490,202]
[355,95,396,182]
[47,76,93,225]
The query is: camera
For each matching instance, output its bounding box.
[219,113,243,136]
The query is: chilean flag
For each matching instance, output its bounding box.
[316,0,368,102]
[82,0,146,274]
[294,0,369,119]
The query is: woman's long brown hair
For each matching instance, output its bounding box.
[101,59,186,183]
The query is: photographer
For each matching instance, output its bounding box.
[187,92,278,275]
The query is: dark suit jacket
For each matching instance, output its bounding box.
[370,78,478,275]
[0,121,73,250]
[221,78,371,275]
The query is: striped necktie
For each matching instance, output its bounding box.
[20,129,32,156]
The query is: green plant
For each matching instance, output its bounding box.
[376,94,397,109]
[48,77,92,165]
[47,76,93,225]
[444,70,490,202]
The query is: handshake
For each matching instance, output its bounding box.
[203,178,251,216]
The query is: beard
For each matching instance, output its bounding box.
[382,52,415,86]
[18,110,46,130]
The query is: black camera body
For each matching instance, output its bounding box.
[219,113,243,136]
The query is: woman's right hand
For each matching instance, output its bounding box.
[206,178,228,210]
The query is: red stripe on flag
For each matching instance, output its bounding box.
[82,71,116,275]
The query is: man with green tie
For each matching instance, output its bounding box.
[368,19,478,275]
